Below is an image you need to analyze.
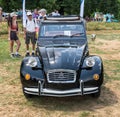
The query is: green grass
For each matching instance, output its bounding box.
[87,22,120,31]
[0,39,10,62]
[95,34,120,41]
[0,21,120,117]
[104,60,120,81]
[79,111,91,117]
[0,22,119,76]
[0,22,119,83]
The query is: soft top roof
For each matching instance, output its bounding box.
[42,16,84,23]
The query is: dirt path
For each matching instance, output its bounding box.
[0,31,120,117]
[0,81,120,117]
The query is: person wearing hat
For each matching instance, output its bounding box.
[24,11,37,56]
[38,8,47,19]
[8,12,21,58]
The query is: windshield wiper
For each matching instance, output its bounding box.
[70,33,84,37]
[46,44,77,48]
[53,35,70,38]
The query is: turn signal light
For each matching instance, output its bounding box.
[93,74,99,80]
[25,74,31,80]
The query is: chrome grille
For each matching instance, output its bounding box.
[47,69,76,83]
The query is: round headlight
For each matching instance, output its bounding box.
[86,57,95,67]
[26,57,37,67]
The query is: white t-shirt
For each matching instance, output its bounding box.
[24,19,37,32]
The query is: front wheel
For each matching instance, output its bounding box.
[91,87,101,98]
[22,87,33,98]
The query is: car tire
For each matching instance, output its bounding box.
[22,88,33,98]
[91,87,101,98]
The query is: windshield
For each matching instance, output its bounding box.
[39,23,85,37]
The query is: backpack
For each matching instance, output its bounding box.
[26,19,35,25]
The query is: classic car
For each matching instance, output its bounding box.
[20,16,104,98]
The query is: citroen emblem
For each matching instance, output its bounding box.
[58,72,64,78]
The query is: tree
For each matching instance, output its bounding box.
[84,0,120,18]
[0,0,120,19]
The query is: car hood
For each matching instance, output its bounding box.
[39,44,86,71]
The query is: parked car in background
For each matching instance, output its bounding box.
[20,16,104,98]
[2,12,9,20]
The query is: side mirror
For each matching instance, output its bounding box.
[91,34,96,41]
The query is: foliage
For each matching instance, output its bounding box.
[0,0,120,18]
[0,0,22,12]
[84,0,120,18]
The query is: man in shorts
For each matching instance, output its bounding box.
[24,11,37,56]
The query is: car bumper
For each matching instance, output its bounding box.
[23,80,99,97]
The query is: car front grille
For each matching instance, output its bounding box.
[47,69,76,83]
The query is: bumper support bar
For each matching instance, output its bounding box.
[24,80,99,97]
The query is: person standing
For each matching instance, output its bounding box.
[24,11,37,56]
[38,8,47,20]
[8,12,21,58]
[52,10,60,16]
[32,9,39,19]
[0,7,2,22]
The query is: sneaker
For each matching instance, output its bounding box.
[10,53,15,58]
[25,52,30,57]
[15,53,21,58]
[31,52,35,56]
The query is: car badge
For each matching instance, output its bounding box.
[58,72,65,79]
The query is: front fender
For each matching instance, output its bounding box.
[80,55,104,86]
[20,57,44,86]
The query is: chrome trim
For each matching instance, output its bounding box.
[38,80,41,96]
[80,80,84,95]
[42,88,81,94]
[24,87,38,92]
[24,91,39,96]
[41,87,98,94]
[40,89,99,97]
[47,69,76,83]
[24,87,98,94]
[46,17,80,21]
[24,80,99,97]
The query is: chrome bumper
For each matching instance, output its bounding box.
[24,80,99,97]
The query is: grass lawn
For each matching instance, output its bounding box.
[0,22,120,117]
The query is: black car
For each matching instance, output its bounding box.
[20,16,104,98]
